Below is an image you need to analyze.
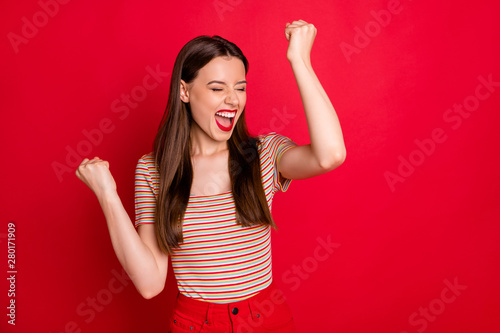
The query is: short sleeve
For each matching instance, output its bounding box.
[134,153,158,228]
[258,132,298,192]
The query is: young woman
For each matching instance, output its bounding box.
[76,20,345,332]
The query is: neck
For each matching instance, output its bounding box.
[189,125,228,156]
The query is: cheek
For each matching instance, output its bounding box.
[240,94,247,107]
[197,94,220,111]
[189,92,214,115]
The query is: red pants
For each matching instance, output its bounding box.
[168,280,296,332]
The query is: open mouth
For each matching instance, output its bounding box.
[214,109,237,131]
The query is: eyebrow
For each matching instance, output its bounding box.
[206,80,247,85]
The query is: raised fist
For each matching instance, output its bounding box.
[285,19,317,64]
[75,156,117,198]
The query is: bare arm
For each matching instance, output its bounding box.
[76,157,168,299]
[279,20,346,180]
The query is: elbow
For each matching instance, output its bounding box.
[140,290,158,300]
[140,287,163,300]
[319,149,346,171]
[138,281,165,300]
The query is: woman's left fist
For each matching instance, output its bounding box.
[284,20,317,64]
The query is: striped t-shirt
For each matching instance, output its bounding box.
[134,132,297,303]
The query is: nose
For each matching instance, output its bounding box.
[224,89,239,107]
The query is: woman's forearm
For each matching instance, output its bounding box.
[97,190,165,298]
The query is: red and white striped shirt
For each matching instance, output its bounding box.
[134,132,297,303]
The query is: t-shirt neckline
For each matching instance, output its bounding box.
[189,190,233,198]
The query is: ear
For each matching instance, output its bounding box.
[180,79,190,103]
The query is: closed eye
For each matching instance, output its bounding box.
[211,88,223,91]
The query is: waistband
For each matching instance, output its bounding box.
[175,280,279,313]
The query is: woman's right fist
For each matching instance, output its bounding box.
[75,156,117,198]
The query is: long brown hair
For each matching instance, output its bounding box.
[153,35,277,255]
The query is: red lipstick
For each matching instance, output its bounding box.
[214,109,237,132]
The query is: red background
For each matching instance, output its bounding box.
[2,0,500,332]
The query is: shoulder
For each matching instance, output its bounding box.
[139,151,155,162]
[256,132,297,156]
[135,152,158,178]
[256,132,295,148]
[255,132,297,193]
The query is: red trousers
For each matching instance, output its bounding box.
[168,280,296,332]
